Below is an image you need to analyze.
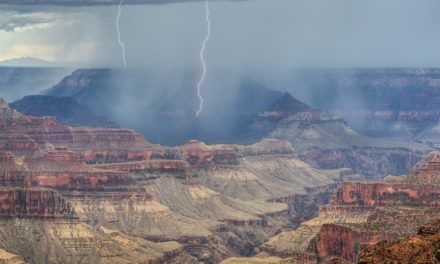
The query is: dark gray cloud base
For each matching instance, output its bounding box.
[0,0,244,6]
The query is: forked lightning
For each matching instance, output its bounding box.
[196,0,211,117]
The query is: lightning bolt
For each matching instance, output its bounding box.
[116,0,127,68]
[195,0,211,117]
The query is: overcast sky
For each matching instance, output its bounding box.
[1,0,440,69]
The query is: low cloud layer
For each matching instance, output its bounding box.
[0,11,59,31]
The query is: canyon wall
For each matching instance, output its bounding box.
[256,151,440,263]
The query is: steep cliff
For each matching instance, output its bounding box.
[0,187,76,219]
[255,152,440,263]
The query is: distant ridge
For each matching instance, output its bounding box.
[0,57,53,67]
[0,57,78,68]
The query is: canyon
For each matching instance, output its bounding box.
[2,67,440,263]
[0,97,352,263]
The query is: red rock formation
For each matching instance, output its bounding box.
[94,159,188,175]
[0,99,153,163]
[0,134,38,154]
[181,140,239,167]
[358,218,440,264]
[0,187,76,219]
[0,148,129,190]
[316,224,386,263]
[335,182,440,207]
[407,152,440,184]
[316,224,358,262]
[179,139,295,167]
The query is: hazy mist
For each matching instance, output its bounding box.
[2,0,440,144]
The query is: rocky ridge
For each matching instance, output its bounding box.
[251,92,431,179]
[289,68,440,139]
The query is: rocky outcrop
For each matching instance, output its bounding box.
[0,98,153,164]
[301,146,425,179]
[316,224,358,262]
[0,187,76,219]
[240,139,295,157]
[335,181,440,207]
[257,92,312,122]
[0,150,130,190]
[257,152,440,263]
[181,140,239,167]
[358,218,440,264]
[407,151,440,183]
[178,139,295,168]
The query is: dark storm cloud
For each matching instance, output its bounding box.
[2,0,440,69]
[0,0,245,6]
